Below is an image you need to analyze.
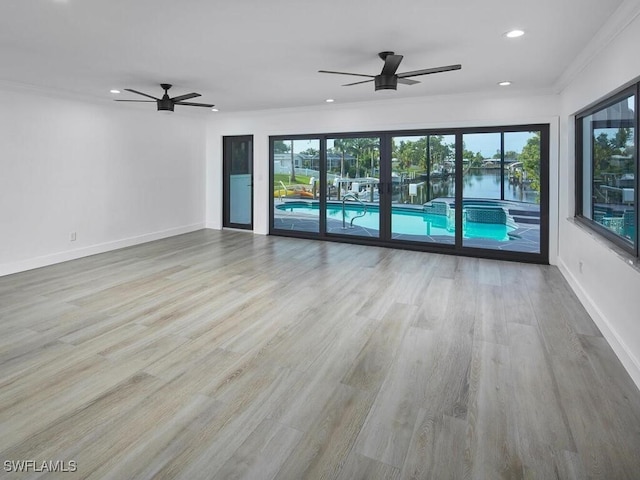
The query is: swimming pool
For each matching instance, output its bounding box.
[276,202,515,241]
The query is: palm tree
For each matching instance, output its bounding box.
[289,139,296,183]
[350,137,379,177]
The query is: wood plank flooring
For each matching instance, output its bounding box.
[1,230,640,479]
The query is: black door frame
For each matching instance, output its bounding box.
[223,135,253,230]
[270,124,550,264]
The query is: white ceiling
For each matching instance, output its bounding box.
[0,0,626,113]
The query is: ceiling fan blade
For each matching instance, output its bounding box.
[174,101,215,108]
[381,54,403,76]
[342,78,375,86]
[171,92,201,102]
[114,100,156,102]
[398,78,420,85]
[124,88,159,100]
[318,70,375,78]
[397,64,462,78]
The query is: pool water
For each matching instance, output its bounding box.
[277,202,514,241]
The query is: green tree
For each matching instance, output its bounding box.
[593,132,613,178]
[289,140,296,183]
[273,140,296,182]
[300,147,319,169]
[463,150,484,168]
[350,138,379,177]
[505,150,519,161]
[461,140,484,168]
[428,136,453,171]
[300,147,318,156]
[591,127,633,184]
[333,138,379,177]
[492,149,519,160]
[520,132,541,201]
[273,140,290,154]
[333,139,350,177]
[392,137,455,173]
[614,127,631,151]
[394,139,422,170]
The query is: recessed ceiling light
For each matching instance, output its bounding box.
[505,29,525,38]
[110,89,120,94]
[498,81,512,86]
[325,98,334,103]
[211,108,219,112]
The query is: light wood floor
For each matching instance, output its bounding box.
[1,230,640,479]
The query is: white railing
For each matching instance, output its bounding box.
[342,193,367,229]
[274,165,339,181]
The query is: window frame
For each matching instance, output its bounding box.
[575,84,639,257]
[270,124,549,264]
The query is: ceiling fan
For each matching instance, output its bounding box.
[115,83,214,112]
[319,51,461,91]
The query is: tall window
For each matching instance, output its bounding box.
[576,86,638,256]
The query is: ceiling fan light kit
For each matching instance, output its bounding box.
[319,51,461,92]
[115,84,215,112]
[374,75,397,91]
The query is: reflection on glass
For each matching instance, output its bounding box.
[391,135,456,244]
[582,95,635,246]
[272,138,321,233]
[462,131,541,253]
[228,139,252,226]
[463,132,502,200]
[505,131,542,204]
[325,137,381,238]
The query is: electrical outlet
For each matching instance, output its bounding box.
[70,232,77,242]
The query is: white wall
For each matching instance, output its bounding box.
[558,6,640,387]
[0,89,206,276]
[206,91,560,258]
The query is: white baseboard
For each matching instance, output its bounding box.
[557,258,640,390]
[0,223,205,277]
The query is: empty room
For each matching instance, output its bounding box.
[2,0,640,478]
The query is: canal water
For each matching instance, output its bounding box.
[429,169,538,204]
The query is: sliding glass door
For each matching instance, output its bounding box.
[462,131,543,254]
[390,134,457,245]
[270,125,548,263]
[325,136,381,239]
[272,138,321,234]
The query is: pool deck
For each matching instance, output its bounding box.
[273,197,541,254]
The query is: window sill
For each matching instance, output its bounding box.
[568,216,640,273]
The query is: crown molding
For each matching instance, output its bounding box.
[554,0,640,94]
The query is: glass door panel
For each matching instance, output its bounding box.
[462,132,506,249]
[325,137,381,238]
[462,131,542,254]
[390,134,456,244]
[391,135,455,244]
[223,136,253,229]
[272,138,321,233]
[503,131,542,254]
